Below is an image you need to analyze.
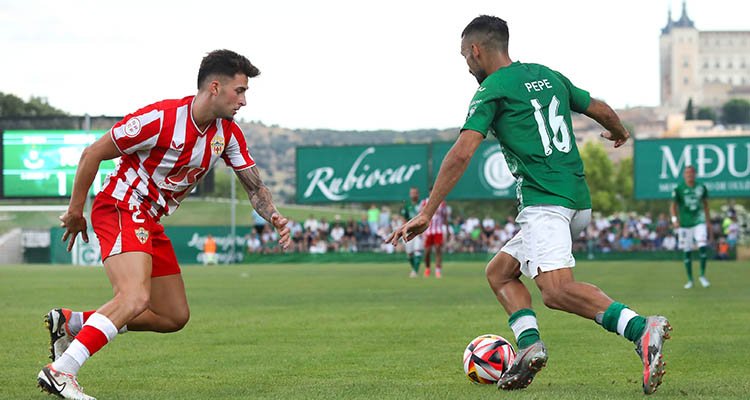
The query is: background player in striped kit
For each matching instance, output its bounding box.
[420,187,450,278]
[38,49,291,400]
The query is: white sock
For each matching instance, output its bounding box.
[52,341,89,375]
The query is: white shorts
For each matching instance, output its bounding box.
[677,224,708,251]
[501,205,591,279]
[404,235,424,254]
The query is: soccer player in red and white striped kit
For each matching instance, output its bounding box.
[37,49,291,400]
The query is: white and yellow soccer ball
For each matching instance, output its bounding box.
[463,334,516,384]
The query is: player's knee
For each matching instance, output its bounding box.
[170,309,190,332]
[115,290,151,318]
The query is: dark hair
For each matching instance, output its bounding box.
[197,49,260,89]
[461,15,509,52]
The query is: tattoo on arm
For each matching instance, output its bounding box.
[236,167,278,222]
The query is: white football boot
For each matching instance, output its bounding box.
[37,364,96,400]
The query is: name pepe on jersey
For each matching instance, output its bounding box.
[104,96,255,219]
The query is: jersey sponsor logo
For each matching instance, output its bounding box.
[210,135,225,155]
[124,117,142,138]
[134,227,149,244]
[160,166,205,191]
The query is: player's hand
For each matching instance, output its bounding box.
[271,213,291,250]
[59,211,89,252]
[600,129,630,148]
[385,213,431,246]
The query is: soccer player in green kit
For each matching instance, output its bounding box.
[671,165,712,288]
[401,186,424,277]
[387,15,671,394]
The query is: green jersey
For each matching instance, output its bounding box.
[673,182,708,227]
[401,200,420,220]
[461,62,592,211]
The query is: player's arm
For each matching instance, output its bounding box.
[60,134,122,251]
[582,98,630,148]
[670,201,680,229]
[387,130,483,244]
[235,166,291,249]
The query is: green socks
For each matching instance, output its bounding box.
[699,246,707,276]
[508,309,540,349]
[599,302,646,343]
[684,251,693,281]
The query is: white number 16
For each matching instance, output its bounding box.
[531,95,571,156]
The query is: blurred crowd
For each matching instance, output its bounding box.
[243,204,745,258]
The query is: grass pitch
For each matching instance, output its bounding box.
[1,260,748,400]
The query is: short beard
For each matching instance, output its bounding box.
[473,69,488,85]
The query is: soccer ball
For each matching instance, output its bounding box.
[463,334,516,384]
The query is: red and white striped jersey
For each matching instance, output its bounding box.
[420,198,449,235]
[100,96,255,219]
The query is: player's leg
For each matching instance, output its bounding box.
[412,235,423,275]
[495,214,547,391]
[678,227,694,288]
[404,239,417,278]
[125,274,190,332]
[39,251,151,400]
[423,235,433,277]
[126,227,189,331]
[434,234,444,278]
[485,248,538,349]
[694,224,710,287]
[530,207,671,394]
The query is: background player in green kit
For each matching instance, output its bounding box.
[401,187,423,277]
[671,165,712,289]
[387,15,671,395]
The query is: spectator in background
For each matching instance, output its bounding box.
[662,234,677,251]
[379,206,391,231]
[481,215,496,246]
[246,233,262,254]
[304,214,319,234]
[716,237,730,260]
[309,237,327,254]
[329,222,345,252]
[367,204,380,236]
[203,234,218,265]
[725,214,740,248]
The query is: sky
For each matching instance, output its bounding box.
[1,0,748,131]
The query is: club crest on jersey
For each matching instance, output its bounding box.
[211,135,225,155]
[124,117,142,138]
[134,227,149,244]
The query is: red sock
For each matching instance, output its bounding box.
[75,313,118,356]
[82,310,96,322]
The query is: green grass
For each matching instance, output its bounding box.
[1,260,748,399]
[0,199,362,233]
